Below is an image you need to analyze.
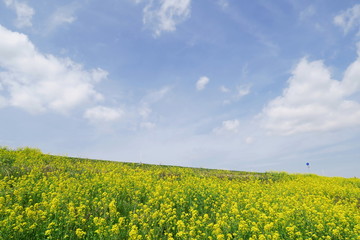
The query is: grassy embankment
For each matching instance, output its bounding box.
[0,147,359,239]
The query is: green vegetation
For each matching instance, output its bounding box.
[0,147,359,239]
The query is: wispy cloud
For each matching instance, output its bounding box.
[196,76,209,91]
[244,136,254,144]
[3,0,34,28]
[213,119,240,134]
[136,0,191,37]
[299,5,316,21]
[220,85,230,93]
[138,86,171,121]
[261,44,360,135]
[84,106,123,123]
[143,86,171,103]
[217,0,229,10]
[236,84,251,98]
[222,84,251,105]
[226,8,279,56]
[334,4,360,35]
[140,121,156,129]
[139,104,152,119]
[47,3,78,32]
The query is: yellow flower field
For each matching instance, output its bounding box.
[0,147,359,239]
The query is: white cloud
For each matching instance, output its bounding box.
[220,85,230,93]
[222,100,231,105]
[217,0,229,10]
[0,25,107,114]
[236,84,251,98]
[84,106,123,122]
[47,4,78,32]
[261,47,360,135]
[222,84,250,105]
[139,105,152,118]
[141,0,191,37]
[299,5,315,21]
[214,119,240,134]
[196,76,209,91]
[3,0,34,28]
[144,86,171,102]
[140,121,156,129]
[139,86,171,119]
[245,136,254,144]
[334,4,360,34]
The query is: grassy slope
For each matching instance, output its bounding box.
[0,146,285,181]
[0,147,359,240]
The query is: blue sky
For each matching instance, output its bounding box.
[1,0,360,177]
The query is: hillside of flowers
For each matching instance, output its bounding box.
[0,147,359,239]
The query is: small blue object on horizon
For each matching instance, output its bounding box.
[306,162,310,166]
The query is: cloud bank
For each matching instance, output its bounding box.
[262,46,360,135]
[0,25,106,114]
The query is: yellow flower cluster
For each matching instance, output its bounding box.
[0,147,359,239]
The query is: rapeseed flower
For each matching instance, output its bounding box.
[0,147,359,239]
